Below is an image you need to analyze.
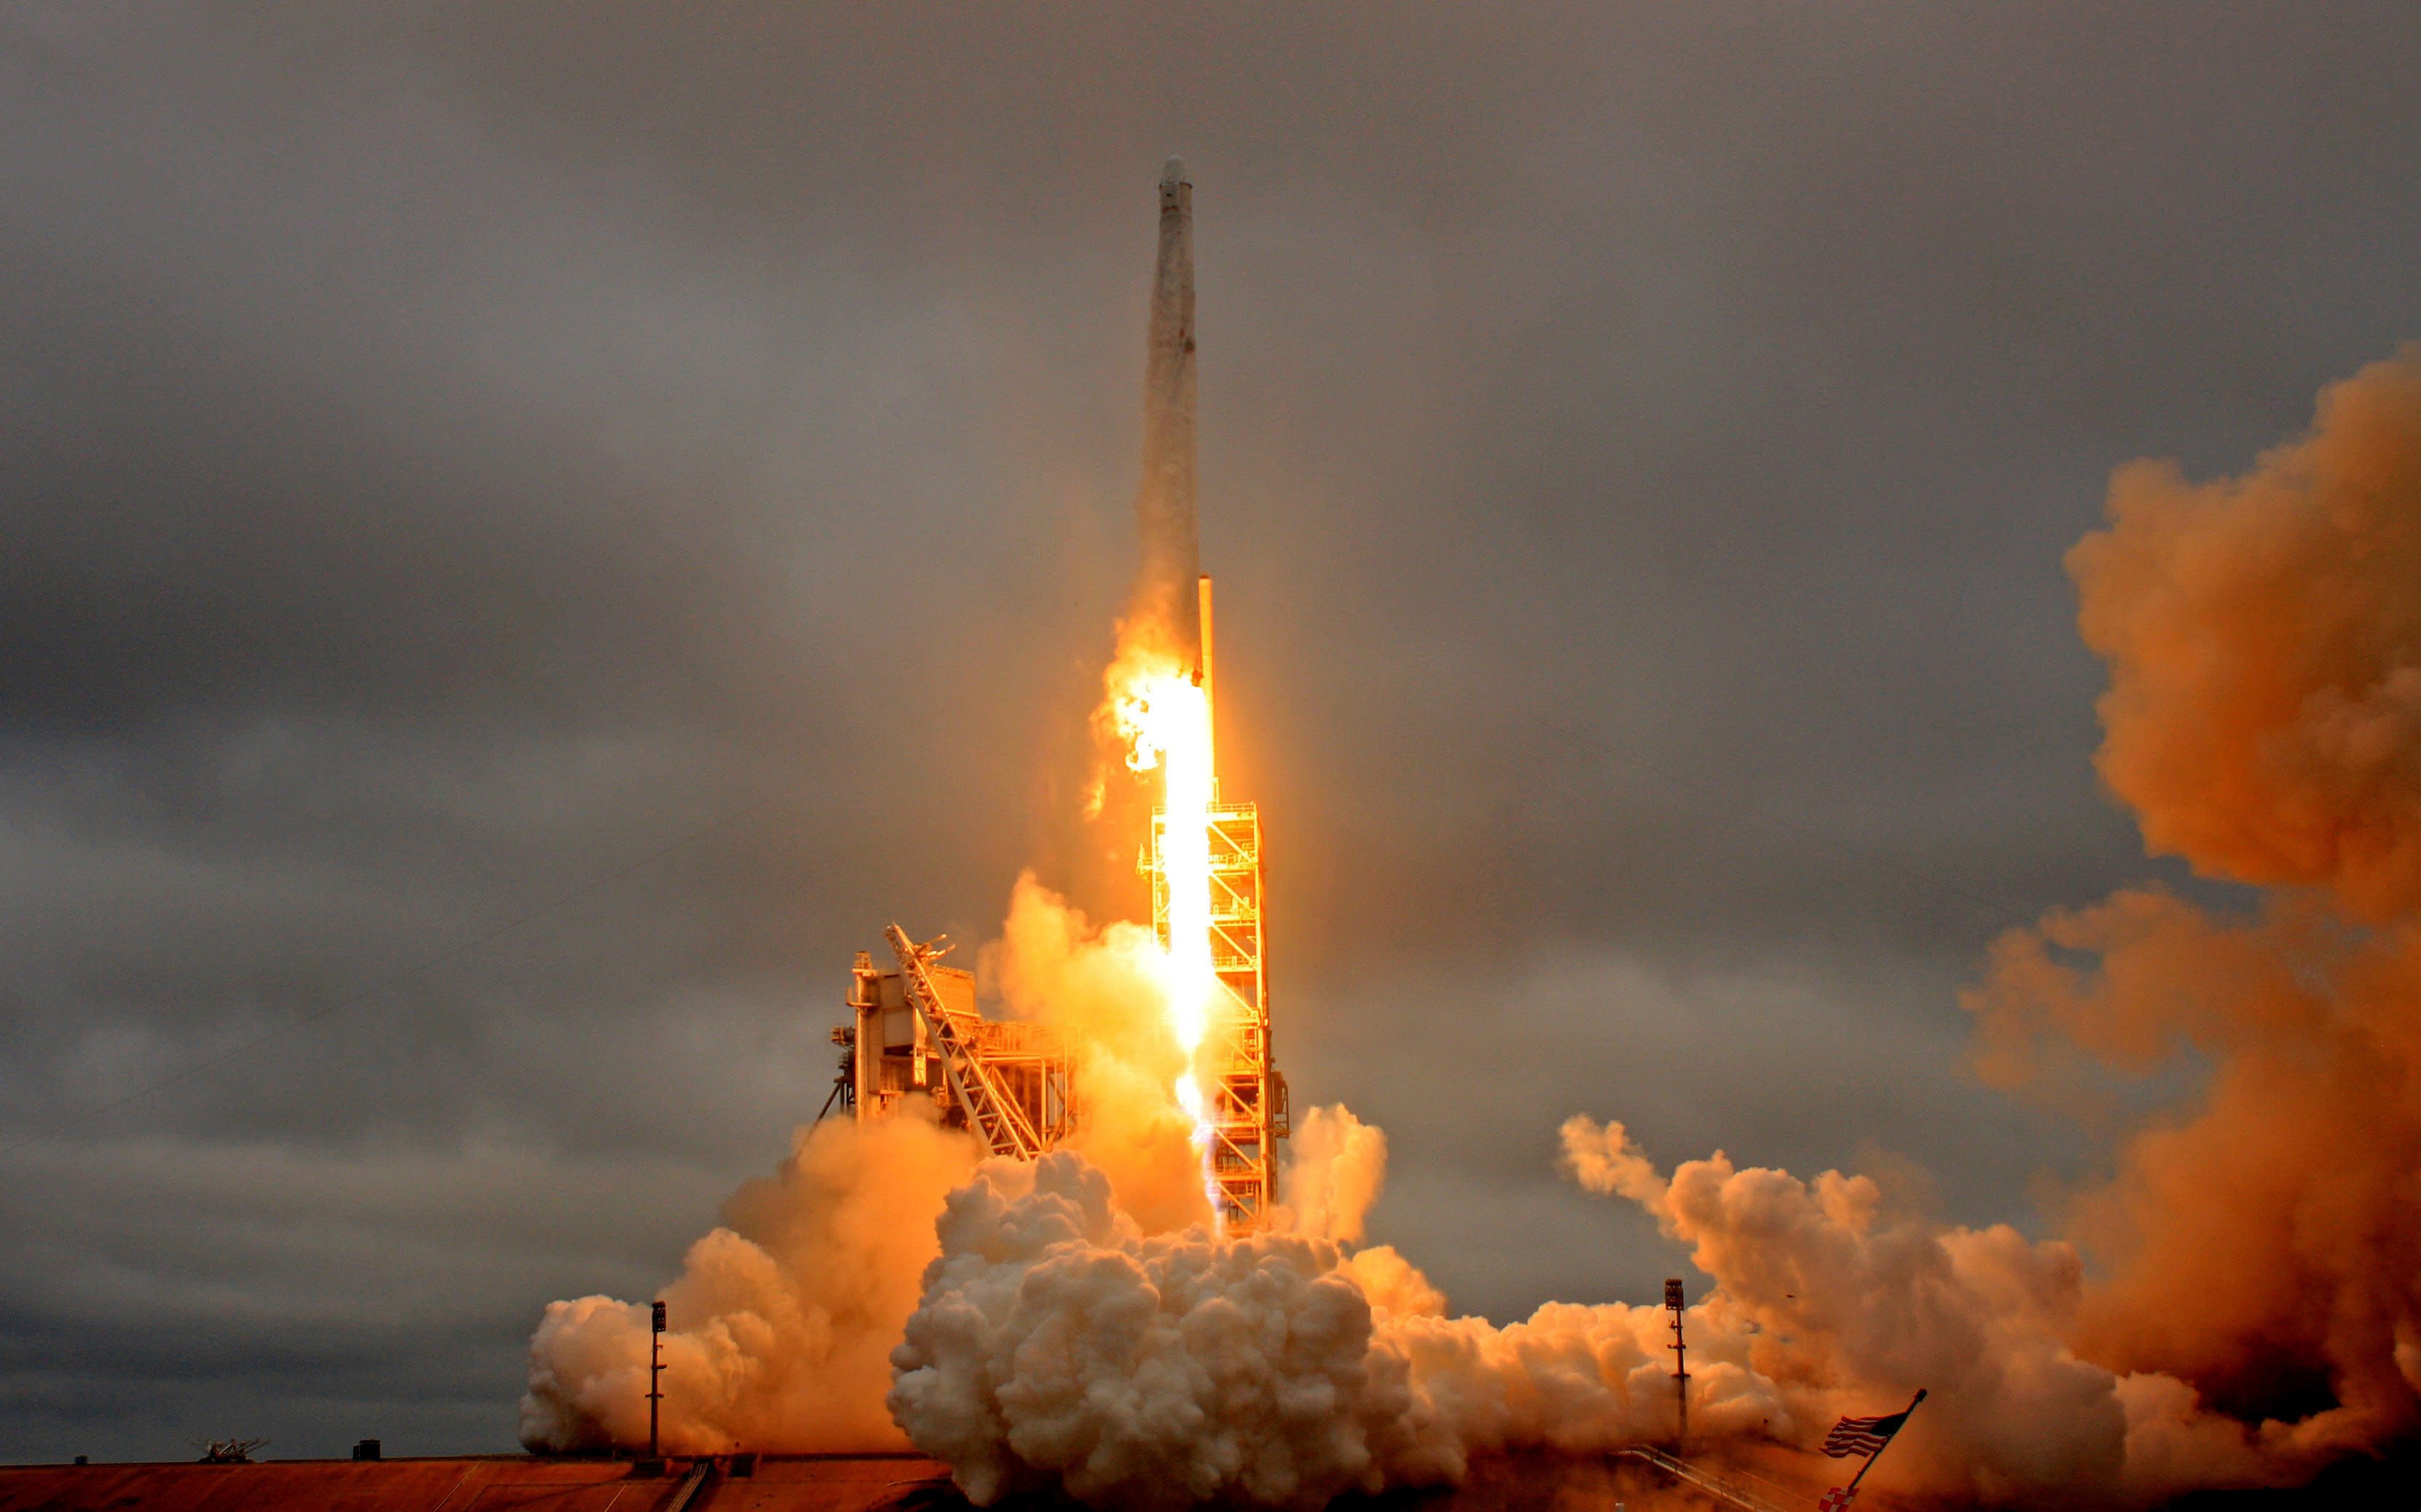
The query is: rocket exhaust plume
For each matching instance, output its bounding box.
[523,157,2421,1505]
[1966,345,2421,1463]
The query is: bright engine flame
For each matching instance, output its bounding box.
[1112,664,1222,1223]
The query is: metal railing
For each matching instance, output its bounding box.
[1616,1446,1795,1512]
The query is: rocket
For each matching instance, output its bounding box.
[1135,157,1202,674]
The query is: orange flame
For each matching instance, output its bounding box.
[1110,660,1221,1224]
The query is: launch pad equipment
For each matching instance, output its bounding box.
[1617,1447,1792,1512]
[832,937,1076,1159]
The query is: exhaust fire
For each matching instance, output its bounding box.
[1111,660,1222,1223]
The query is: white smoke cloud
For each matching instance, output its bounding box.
[887,1151,1444,1511]
[516,861,2366,1502]
[886,1114,2337,1509]
[516,947,2336,1501]
[519,980,2315,1501]
[1278,1103,1387,1245]
[1556,1116,2350,1504]
[890,1130,1759,1509]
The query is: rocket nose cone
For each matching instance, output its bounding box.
[1161,157,1187,188]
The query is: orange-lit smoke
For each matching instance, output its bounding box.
[519,1106,978,1455]
[986,872,1210,1234]
[2068,347,2421,923]
[1966,345,2421,1462]
[1556,1117,2282,1502]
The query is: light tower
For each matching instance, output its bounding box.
[1666,1277,1690,1449]
[647,1299,666,1459]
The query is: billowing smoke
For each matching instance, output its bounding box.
[887,1148,1437,1511]
[880,1113,2264,1510]
[1558,1117,2299,1502]
[1964,345,2421,1461]
[1281,1103,1389,1247]
[520,1105,979,1454]
[886,1127,1755,1512]
[985,873,1213,1234]
[2065,347,2421,921]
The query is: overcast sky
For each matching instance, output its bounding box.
[4,4,2420,1465]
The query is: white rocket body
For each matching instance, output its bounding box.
[1135,158,1202,669]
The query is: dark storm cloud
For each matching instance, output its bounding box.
[2,1,2418,1462]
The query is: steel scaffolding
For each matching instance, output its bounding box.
[1149,795,1288,1229]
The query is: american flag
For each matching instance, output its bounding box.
[1817,1490,1858,1512]
[1822,1405,1914,1458]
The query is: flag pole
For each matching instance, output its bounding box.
[1842,1389,1926,1497]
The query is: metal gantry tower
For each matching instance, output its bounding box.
[1149,793,1286,1228]
[835,935,1076,1157]
[1146,575,1287,1229]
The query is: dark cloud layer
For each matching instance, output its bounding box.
[3,3,2419,1463]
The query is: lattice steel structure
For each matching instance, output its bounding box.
[834,934,1076,1157]
[1149,790,1288,1229]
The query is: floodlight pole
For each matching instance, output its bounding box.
[1665,1278,1689,1449]
[648,1300,666,1458]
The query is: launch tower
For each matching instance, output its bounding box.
[1147,575,1286,1226]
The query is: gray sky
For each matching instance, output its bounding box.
[4,3,2419,1463]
